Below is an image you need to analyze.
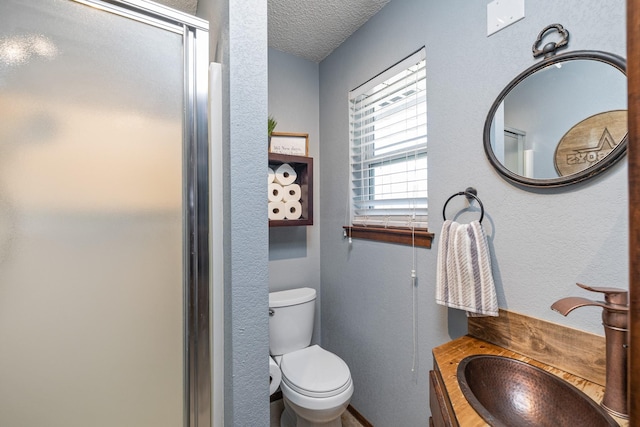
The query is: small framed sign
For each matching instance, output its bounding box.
[269,132,309,157]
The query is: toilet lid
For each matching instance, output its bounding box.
[280,345,351,398]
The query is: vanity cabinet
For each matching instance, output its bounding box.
[430,312,628,427]
[429,367,458,427]
[268,153,313,226]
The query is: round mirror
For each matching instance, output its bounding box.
[483,51,627,187]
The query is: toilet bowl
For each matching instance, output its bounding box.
[269,288,353,427]
[278,346,353,427]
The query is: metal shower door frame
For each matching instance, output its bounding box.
[69,1,211,426]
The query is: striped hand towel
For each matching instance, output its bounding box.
[436,220,498,317]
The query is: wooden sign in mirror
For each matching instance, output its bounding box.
[554,110,627,176]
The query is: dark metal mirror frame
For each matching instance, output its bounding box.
[483,50,627,188]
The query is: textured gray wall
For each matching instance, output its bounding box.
[319,0,627,425]
[198,0,270,425]
[226,1,270,424]
[268,48,322,343]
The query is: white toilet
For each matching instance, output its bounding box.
[269,287,353,427]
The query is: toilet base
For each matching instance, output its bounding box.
[280,396,346,427]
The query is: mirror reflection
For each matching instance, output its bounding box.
[485,53,627,187]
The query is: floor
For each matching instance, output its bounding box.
[270,399,365,427]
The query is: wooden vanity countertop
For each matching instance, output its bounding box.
[432,335,629,427]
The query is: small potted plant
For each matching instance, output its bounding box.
[268,115,277,143]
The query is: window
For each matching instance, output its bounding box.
[346,48,432,247]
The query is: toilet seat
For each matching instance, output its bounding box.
[280,379,354,413]
[280,345,351,398]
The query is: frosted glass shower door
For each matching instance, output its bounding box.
[0,1,187,426]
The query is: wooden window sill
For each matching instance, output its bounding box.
[342,226,433,248]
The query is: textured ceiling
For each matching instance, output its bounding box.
[154,0,390,63]
[268,0,390,62]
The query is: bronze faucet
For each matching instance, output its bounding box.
[551,283,629,419]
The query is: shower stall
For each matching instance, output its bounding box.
[0,0,210,426]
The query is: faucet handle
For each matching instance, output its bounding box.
[576,282,628,306]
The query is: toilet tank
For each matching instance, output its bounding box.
[269,287,316,356]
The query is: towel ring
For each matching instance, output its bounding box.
[442,187,485,223]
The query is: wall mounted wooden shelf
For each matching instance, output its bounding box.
[268,153,313,226]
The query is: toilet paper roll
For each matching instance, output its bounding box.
[268,167,275,184]
[268,201,286,220]
[268,183,284,202]
[269,356,282,396]
[284,200,303,220]
[274,163,297,186]
[282,184,301,202]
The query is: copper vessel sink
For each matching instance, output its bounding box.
[457,355,618,427]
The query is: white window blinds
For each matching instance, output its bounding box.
[349,48,428,229]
